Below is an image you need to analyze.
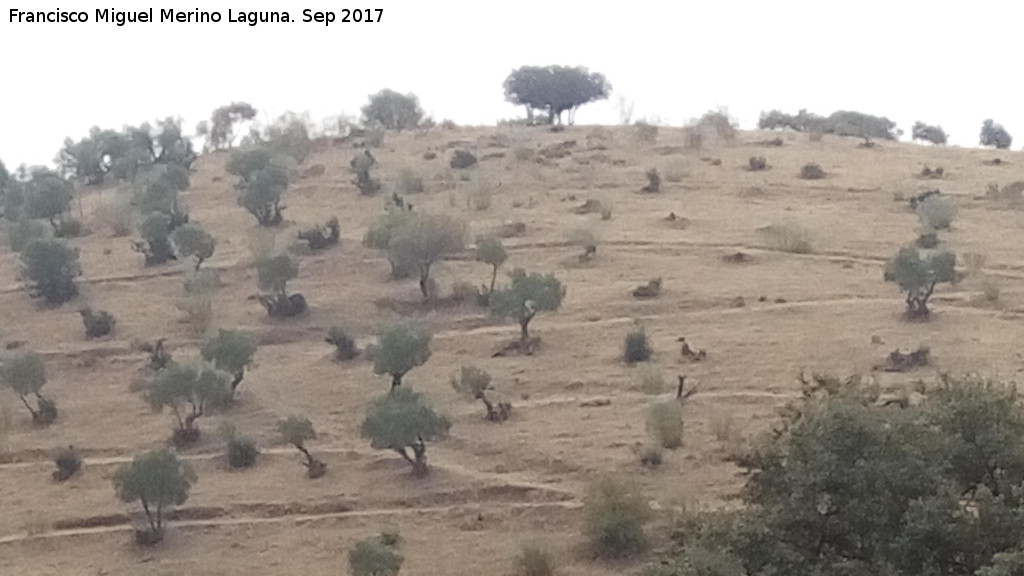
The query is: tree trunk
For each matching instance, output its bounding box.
[480,395,497,421]
[18,394,38,419]
[418,264,431,301]
[411,439,428,477]
[519,311,535,343]
[391,372,404,390]
[489,265,499,295]
[230,369,245,396]
[141,498,159,534]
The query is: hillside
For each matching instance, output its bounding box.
[2,124,1024,576]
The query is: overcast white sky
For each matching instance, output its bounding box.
[1,0,1020,167]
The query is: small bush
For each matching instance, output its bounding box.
[912,121,948,145]
[218,423,260,469]
[634,121,658,143]
[326,325,359,360]
[92,195,135,237]
[758,221,812,254]
[450,150,478,169]
[638,366,666,395]
[176,294,213,336]
[349,536,404,576]
[916,194,957,230]
[513,147,535,162]
[916,231,939,249]
[53,445,82,482]
[516,542,556,576]
[747,156,768,171]
[624,326,653,364]
[799,163,826,179]
[394,168,424,195]
[693,111,737,142]
[638,443,663,467]
[582,477,652,559]
[80,307,116,338]
[641,168,661,193]
[647,400,683,449]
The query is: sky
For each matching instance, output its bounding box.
[1,0,1021,167]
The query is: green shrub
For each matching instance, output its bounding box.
[20,238,80,304]
[916,194,957,230]
[624,326,653,364]
[349,535,404,576]
[582,477,652,559]
[647,400,683,449]
[53,445,82,482]
[516,542,555,576]
[758,221,813,254]
[8,218,52,253]
[326,325,359,360]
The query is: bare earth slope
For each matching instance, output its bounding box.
[2,126,1024,575]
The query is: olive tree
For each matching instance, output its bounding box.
[134,211,177,266]
[361,89,424,130]
[22,169,74,233]
[386,212,467,301]
[503,65,611,125]
[277,415,326,478]
[645,374,1024,576]
[1,352,58,425]
[360,387,451,476]
[255,252,307,317]
[20,238,81,304]
[172,223,216,270]
[200,329,257,399]
[113,448,196,545]
[475,235,507,297]
[200,102,257,150]
[980,119,1013,149]
[363,204,417,278]
[489,268,566,343]
[884,246,957,317]
[226,147,289,226]
[451,365,510,422]
[146,362,230,446]
[373,321,431,389]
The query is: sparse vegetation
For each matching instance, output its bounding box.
[361,386,452,476]
[112,448,196,545]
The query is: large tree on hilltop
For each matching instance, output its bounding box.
[503,65,611,125]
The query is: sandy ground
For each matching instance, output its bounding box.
[2,124,1024,575]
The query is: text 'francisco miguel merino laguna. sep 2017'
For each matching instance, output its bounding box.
[8,8,383,26]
